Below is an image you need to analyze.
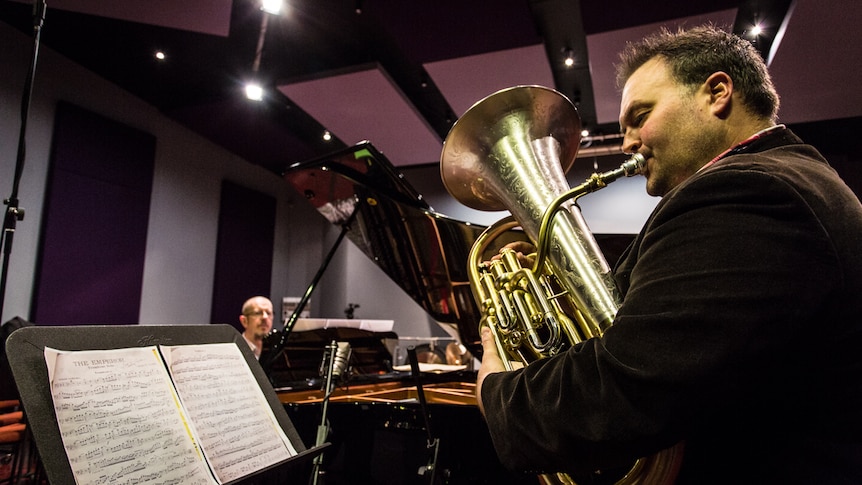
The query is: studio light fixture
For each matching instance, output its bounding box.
[261,0,283,15]
[563,48,575,68]
[245,82,264,101]
[732,0,795,66]
[750,23,763,37]
[245,0,284,101]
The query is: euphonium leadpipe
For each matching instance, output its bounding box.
[440,86,683,485]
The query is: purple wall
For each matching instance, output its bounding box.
[32,102,154,324]
[210,180,275,329]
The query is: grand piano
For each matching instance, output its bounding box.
[266,142,633,484]
[264,142,537,484]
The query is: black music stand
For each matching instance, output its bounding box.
[4,324,328,485]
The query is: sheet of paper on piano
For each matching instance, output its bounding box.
[391,363,468,373]
[291,318,394,333]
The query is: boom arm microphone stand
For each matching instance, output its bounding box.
[1,0,47,320]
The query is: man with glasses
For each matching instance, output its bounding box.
[239,296,274,359]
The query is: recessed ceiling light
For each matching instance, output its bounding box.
[261,0,283,15]
[245,83,264,101]
[563,48,575,68]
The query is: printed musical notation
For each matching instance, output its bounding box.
[47,346,215,485]
[162,343,296,484]
[46,343,297,485]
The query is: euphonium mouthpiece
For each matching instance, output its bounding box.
[622,153,646,176]
[570,152,646,197]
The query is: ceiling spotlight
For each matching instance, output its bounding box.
[245,82,264,101]
[261,0,283,15]
[563,49,575,68]
[750,23,763,37]
[154,50,166,61]
[322,130,332,141]
[581,129,590,138]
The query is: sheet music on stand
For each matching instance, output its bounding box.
[5,324,329,485]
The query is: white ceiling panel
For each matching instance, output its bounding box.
[425,44,556,117]
[279,66,444,166]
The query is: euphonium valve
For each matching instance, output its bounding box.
[440,86,682,485]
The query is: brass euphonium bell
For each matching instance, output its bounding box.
[440,86,683,484]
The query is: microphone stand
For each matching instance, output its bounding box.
[407,346,442,485]
[310,340,350,485]
[1,0,46,320]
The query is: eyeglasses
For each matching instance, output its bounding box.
[245,310,272,318]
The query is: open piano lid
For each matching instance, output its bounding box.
[282,142,517,356]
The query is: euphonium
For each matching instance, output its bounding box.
[440,86,683,485]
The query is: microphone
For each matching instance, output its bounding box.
[331,342,351,379]
[318,341,352,383]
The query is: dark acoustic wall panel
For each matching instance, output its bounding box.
[32,102,155,324]
[210,180,276,330]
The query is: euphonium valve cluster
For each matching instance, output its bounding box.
[440,86,682,484]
